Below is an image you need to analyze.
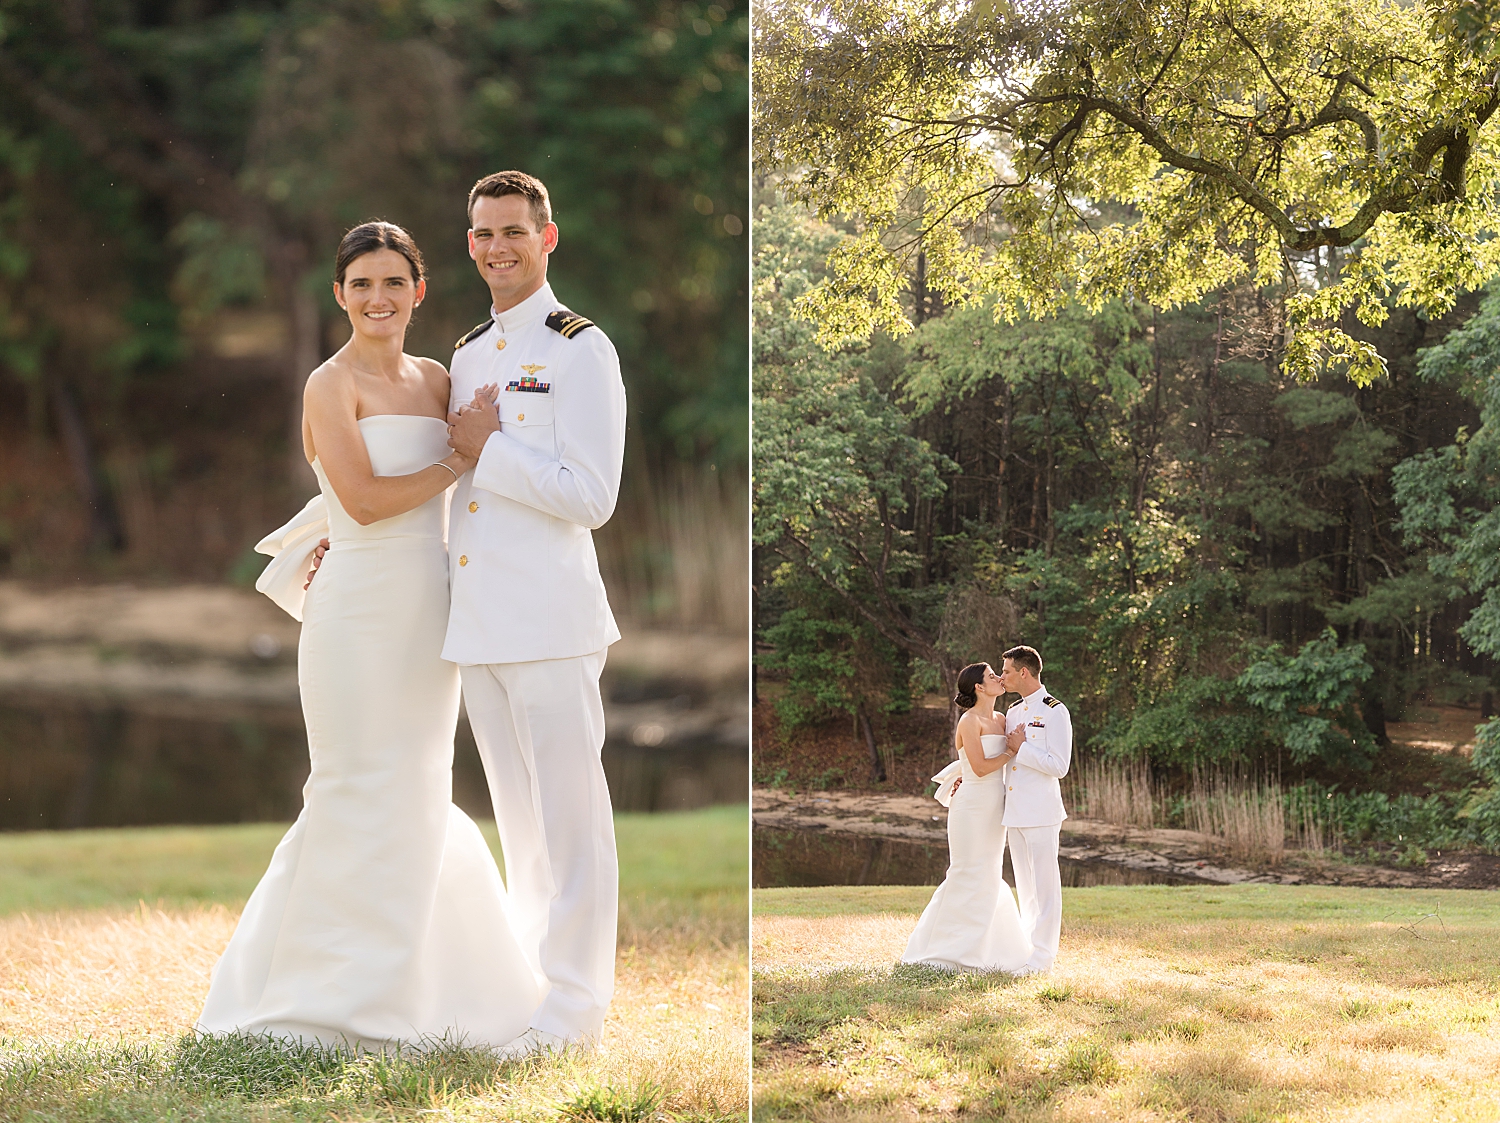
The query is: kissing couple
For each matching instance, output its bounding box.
[195,170,627,1058]
[902,646,1074,976]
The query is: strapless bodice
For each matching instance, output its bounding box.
[958,734,1005,782]
[313,415,452,543]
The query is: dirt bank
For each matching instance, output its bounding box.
[753,787,1500,889]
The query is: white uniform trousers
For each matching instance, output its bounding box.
[1007,824,1062,971]
[459,649,617,1042]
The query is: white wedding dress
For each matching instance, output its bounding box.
[902,735,1032,972]
[198,415,542,1047]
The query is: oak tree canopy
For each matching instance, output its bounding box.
[754,0,1500,383]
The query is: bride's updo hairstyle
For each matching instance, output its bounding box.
[334,221,427,288]
[953,663,989,711]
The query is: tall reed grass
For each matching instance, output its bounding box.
[1068,758,1330,867]
[596,463,747,634]
[1066,756,1160,828]
[1184,769,1287,866]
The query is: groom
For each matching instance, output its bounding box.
[444,170,627,1054]
[998,645,1072,974]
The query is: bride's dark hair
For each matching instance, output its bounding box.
[334,221,427,287]
[953,663,989,711]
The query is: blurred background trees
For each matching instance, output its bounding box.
[0,0,747,634]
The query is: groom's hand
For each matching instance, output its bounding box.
[448,395,501,460]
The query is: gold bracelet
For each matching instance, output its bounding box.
[434,461,459,482]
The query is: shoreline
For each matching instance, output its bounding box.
[753,786,1500,889]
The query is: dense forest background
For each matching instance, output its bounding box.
[0,0,748,632]
[754,186,1500,818]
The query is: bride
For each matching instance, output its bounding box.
[197,221,541,1048]
[901,662,1032,973]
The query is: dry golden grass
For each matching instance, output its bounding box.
[1,903,747,1121]
[753,912,917,969]
[0,904,236,1039]
[0,810,748,1121]
[753,885,1500,1122]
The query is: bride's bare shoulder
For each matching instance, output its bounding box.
[304,356,357,407]
[412,355,451,403]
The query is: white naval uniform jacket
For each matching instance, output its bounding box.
[442,282,626,666]
[1001,684,1073,828]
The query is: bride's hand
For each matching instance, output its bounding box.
[303,537,330,590]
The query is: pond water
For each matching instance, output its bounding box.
[0,692,746,831]
[753,826,1201,888]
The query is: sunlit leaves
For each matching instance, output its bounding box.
[755,0,1500,382]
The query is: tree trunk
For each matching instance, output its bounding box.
[996,381,1012,541]
[859,704,885,783]
[1200,300,1221,527]
[912,249,930,327]
[109,446,158,565]
[50,378,123,552]
[1043,384,1056,558]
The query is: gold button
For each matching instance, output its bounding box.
[496,338,506,351]
[458,555,468,566]
[517,412,524,421]
[468,501,478,513]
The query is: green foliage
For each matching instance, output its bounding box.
[0,0,747,467]
[755,178,1496,787]
[169,216,267,324]
[1092,673,1265,768]
[901,299,1150,418]
[1238,630,1376,768]
[758,610,857,724]
[1473,717,1500,782]
[1290,780,1500,853]
[754,202,957,677]
[1393,284,1500,656]
[754,0,1500,381]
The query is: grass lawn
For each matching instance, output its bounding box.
[754,884,1500,1121]
[0,806,748,1122]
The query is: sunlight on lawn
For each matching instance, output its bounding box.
[0,808,748,1122]
[753,884,1500,1122]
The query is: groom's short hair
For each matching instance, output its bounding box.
[1003,645,1043,679]
[468,170,552,230]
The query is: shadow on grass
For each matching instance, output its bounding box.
[753,962,1023,1046]
[751,963,1318,1122]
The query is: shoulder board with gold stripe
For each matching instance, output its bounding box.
[454,320,491,350]
[1043,695,1061,708]
[545,309,595,339]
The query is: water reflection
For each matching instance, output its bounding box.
[753,826,1200,888]
[0,694,745,830]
